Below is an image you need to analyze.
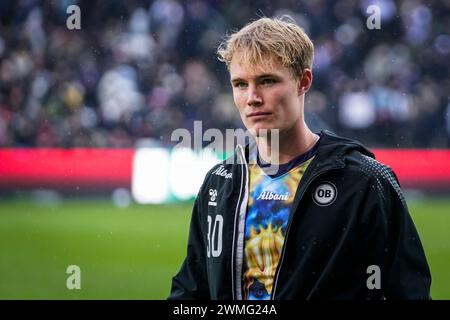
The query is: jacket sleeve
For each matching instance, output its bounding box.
[360,166,432,300]
[167,193,211,300]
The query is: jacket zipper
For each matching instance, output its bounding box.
[270,168,331,300]
[231,145,248,300]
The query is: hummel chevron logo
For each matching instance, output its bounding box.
[208,189,218,206]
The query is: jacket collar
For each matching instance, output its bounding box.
[232,130,374,172]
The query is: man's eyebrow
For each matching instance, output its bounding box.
[230,74,279,83]
[256,73,279,78]
[230,77,245,83]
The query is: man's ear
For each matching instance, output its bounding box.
[298,69,313,95]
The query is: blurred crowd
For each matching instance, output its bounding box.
[0,0,449,148]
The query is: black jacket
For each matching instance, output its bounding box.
[168,130,431,300]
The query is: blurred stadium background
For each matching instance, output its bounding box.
[0,0,449,299]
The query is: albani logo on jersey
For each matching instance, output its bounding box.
[212,165,232,179]
[256,191,290,201]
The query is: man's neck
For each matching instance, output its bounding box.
[256,122,319,165]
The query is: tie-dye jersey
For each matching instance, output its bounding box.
[242,153,315,300]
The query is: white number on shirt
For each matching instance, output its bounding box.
[207,214,223,258]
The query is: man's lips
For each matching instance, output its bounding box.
[247,111,272,118]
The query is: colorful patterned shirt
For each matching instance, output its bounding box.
[242,143,319,300]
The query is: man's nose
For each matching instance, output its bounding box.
[246,85,263,106]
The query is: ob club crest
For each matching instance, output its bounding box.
[313,182,337,206]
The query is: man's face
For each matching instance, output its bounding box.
[229,56,303,136]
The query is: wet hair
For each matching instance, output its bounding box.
[217,16,314,78]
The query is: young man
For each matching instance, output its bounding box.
[168,16,431,300]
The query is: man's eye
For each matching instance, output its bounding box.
[261,78,275,85]
[234,82,247,89]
